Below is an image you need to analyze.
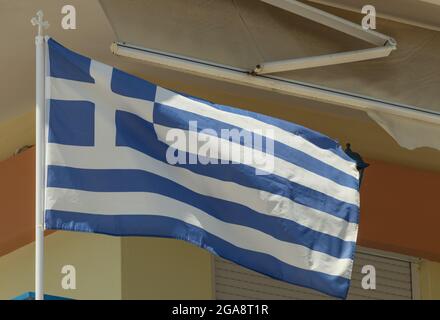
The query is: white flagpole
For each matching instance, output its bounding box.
[31,10,49,301]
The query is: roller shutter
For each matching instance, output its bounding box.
[215,248,418,300]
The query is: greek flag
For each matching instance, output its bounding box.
[44,38,360,299]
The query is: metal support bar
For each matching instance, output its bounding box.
[254,44,396,74]
[110,42,440,127]
[255,0,398,74]
[260,0,394,46]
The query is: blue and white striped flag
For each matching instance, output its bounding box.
[44,38,360,299]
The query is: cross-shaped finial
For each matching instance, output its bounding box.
[31,10,50,36]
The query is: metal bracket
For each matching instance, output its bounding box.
[253,0,397,74]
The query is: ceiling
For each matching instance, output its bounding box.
[0,0,440,171]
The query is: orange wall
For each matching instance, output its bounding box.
[0,148,35,257]
[358,158,440,261]
[1,148,439,261]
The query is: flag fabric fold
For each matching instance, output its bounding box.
[44,38,360,299]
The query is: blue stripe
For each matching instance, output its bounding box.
[116,110,359,223]
[177,91,354,163]
[153,102,359,190]
[45,210,350,298]
[111,68,156,102]
[48,38,95,83]
[47,165,355,259]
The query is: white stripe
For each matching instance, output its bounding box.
[155,87,358,178]
[154,124,359,206]
[46,144,358,242]
[46,187,353,278]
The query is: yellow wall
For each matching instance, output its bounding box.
[121,237,214,299]
[420,260,440,299]
[0,111,34,162]
[0,231,122,300]
[0,232,215,300]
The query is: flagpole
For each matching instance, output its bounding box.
[31,10,49,301]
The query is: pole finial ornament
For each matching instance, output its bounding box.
[31,10,50,36]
